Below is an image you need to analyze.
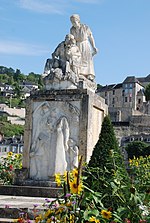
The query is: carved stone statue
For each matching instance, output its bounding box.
[44,34,81,82]
[70,14,98,80]
[43,14,97,92]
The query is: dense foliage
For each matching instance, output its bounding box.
[16,157,150,223]
[125,141,150,159]
[129,155,150,193]
[0,120,24,137]
[0,66,43,87]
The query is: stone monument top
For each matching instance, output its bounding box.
[42,14,98,92]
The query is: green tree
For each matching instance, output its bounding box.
[0,121,24,137]
[27,72,40,84]
[13,83,22,98]
[86,115,130,208]
[13,69,25,82]
[125,141,149,159]
[38,76,44,89]
[144,83,150,101]
[96,83,103,91]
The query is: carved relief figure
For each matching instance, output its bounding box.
[30,102,78,180]
[53,117,70,174]
[29,132,50,180]
[70,14,98,80]
[66,138,79,170]
[30,103,51,180]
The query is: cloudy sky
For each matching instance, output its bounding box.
[0,0,150,85]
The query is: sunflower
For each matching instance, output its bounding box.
[101,210,112,219]
[54,173,61,186]
[89,216,100,222]
[15,154,19,158]
[7,151,13,157]
[71,168,78,179]
[69,179,82,194]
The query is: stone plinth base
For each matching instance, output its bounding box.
[22,88,107,181]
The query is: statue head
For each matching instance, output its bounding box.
[41,102,50,115]
[65,34,76,45]
[70,14,80,28]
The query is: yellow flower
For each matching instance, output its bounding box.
[101,210,112,219]
[46,219,52,223]
[69,180,82,194]
[89,216,100,222]
[44,209,53,218]
[15,154,19,158]
[35,214,43,223]
[70,214,75,223]
[135,161,139,167]
[129,159,132,164]
[55,173,61,186]
[63,171,67,182]
[7,151,13,157]
[72,168,78,179]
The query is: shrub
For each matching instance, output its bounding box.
[125,141,149,159]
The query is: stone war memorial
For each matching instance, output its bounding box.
[15,14,108,188]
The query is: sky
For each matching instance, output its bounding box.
[0,0,150,86]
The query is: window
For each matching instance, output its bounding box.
[105,91,107,96]
[113,90,115,95]
[112,98,115,104]
[129,96,132,102]
[138,98,141,104]
[125,97,128,102]
[129,89,132,93]
[105,99,108,104]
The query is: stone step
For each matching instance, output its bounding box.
[0,195,55,219]
[0,219,34,223]
[0,185,62,198]
[0,218,19,223]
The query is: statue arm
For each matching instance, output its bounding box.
[86,26,98,56]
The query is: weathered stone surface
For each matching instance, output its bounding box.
[0,185,62,198]
[21,89,107,181]
[43,14,98,92]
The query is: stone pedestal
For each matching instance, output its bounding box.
[21,88,107,182]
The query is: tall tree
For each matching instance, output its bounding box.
[144,83,150,101]
[86,115,130,209]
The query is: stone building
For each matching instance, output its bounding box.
[97,75,150,122]
[97,74,150,154]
